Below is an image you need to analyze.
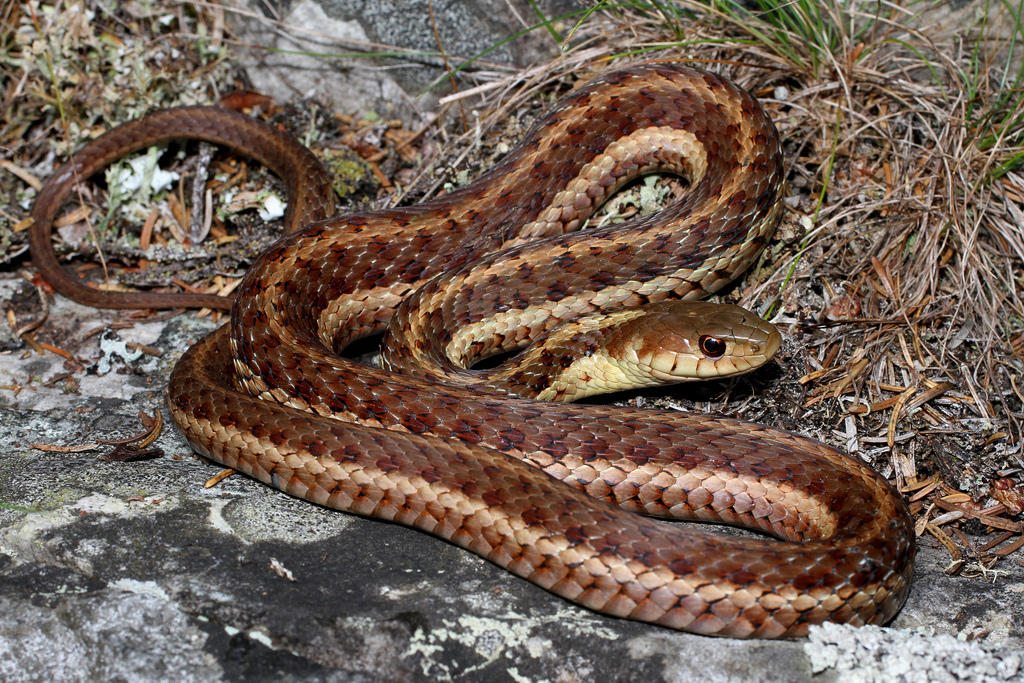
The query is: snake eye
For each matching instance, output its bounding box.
[699,335,727,359]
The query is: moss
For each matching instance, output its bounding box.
[322,150,377,199]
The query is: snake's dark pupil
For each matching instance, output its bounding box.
[699,335,726,358]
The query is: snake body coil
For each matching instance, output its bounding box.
[30,63,914,638]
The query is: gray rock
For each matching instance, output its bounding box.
[226,0,581,124]
[2,279,1023,680]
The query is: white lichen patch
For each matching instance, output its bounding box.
[204,499,244,542]
[87,493,176,514]
[112,148,180,195]
[406,606,618,680]
[111,578,172,602]
[257,193,287,221]
[96,330,145,375]
[805,622,1022,682]
[247,629,275,649]
[224,189,287,222]
[378,578,440,601]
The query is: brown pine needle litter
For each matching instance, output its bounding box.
[1,1,1022,574]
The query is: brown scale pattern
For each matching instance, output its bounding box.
[31,63,914,638]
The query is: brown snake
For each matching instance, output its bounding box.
[30,63,914,638]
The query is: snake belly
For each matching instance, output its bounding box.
[30,62,914,638]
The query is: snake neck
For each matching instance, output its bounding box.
[386,302,781,403]
[375,67,784,391]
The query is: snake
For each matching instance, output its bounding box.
[29,62,914,639]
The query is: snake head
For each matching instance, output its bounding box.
[614,300,782,383]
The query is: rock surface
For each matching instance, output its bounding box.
[1,284,1022,682]
[225,0,580,124]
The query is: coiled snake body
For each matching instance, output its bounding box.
[30,63,914,638]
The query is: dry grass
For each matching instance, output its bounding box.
[2,0,1023,571]
[576,0,1024,569]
